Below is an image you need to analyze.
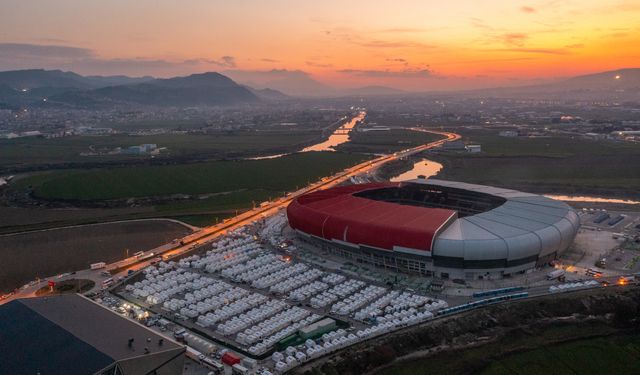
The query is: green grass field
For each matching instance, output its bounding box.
[337,129,443,153]
[458,131,640,157]
[434,131,640,197]
[382,323,640,375]
[482,335,640,375]
[15,151,369,201]
[0,130,320,169]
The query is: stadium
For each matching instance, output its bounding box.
[286,178,580,280]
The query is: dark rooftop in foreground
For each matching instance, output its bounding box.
[0,294,184,375]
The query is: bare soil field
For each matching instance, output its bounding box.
[0,206,153,234]
[0,220,191,293]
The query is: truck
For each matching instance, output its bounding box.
[90,262,106,270]
[586,268,603,277]
[101,278,114,289]
[174,328,186,339]
[546,269,566,280]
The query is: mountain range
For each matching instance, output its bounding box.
[0,69,265,109]
[0,68,638,109]
[222,69,408,97]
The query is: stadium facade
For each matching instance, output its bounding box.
[287,179,579,280]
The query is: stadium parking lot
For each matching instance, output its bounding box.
[110,213,449,373]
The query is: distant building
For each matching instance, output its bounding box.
[0,294,185,375]
[76,126,114,135]
[583,133,606,140]
[499,130,518,137]
[465,144,482,153]
[125,145,144,154]
[140,143,157,152]
[0,132,19,139]
[441,140,466,150]
[19,131,43,138]
[124,144,156,155]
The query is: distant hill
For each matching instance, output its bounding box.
[1,68,638,106]
[0,69,93,90]
[77,72,259,106]
[245,86,289,100]
[0,69,152,90]
[0,70,259,107]
[466,68,640,101]
[224,69,336,97]
[549,68,640,90]
[84,74,154,87]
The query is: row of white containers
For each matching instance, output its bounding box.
[354,291,439,321]
[215,299,288,336]
[271,309,440,374]
[239,306,312,347]
[310,279,366,309]
[125,225,450,364]
[245,312,322,356]
[549,280,599,293]
[132,256,330,356]
[330,285,387,316]
[260,214,287,247]
[251,263,309,290]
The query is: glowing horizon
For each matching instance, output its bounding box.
[1,0,639,90]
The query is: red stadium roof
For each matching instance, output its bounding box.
[287,182,457,252]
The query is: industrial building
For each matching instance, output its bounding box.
[0,294,185,375]
[287,179,579,280]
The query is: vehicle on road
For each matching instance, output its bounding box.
[90,262,106,270]
[546,269,566,280]
[586,268,603,278]
[101,278,114,289]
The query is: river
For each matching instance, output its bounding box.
[301,112,364,152]
[390,159,443,182]
[247,112,364,160]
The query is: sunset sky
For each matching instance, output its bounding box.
[1,0,639,90]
